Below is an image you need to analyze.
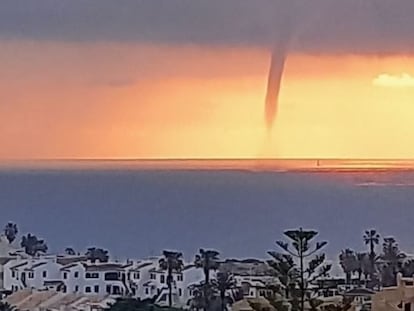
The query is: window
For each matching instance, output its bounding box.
[113,286,121,295]
[75,285,79,292]
[74,271,79,278]
[177,274,183,282]
[85,286,91,293]
[105,272,119,281]
[134,272,140,279]
[145,288,149,295]
[94,285,99,293]
[86,272,99,279]
[179,288,182,296]
[12,271,16,278]
[160,275,165,284]
[42,271,47,278]
[150,273,156,280]
[106,285,111,294]
[63,272,67,279]
[29,272,34,279]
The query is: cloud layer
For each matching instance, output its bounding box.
[373,73,414,88]
[1,0,414,54]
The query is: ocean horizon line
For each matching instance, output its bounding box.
[4,157,414,161]
[3,158,414,172]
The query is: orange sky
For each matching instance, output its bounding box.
[1,40,414,159]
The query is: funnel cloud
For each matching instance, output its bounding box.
[264,0,295,130]
[265,46,287,129]
[1,0,414,131]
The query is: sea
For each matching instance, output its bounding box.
[1,159,414,262]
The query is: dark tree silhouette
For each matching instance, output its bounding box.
[0,301,17,311]
[106,297,181,311]
[267,252,299,299]
[20,233,48,256]
[363,229,380,282]
[4,222,18,244]
[85,247,109,263]
[159,250,184,307]
[214,272,235,311]
[379,237,406,287]
[195,249,220,311]
[339,249,359,284]
[402,260,414,277]
[272,228,331,311]
[64,247,76,256]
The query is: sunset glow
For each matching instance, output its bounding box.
[1,40,414,159]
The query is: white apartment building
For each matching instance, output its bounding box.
[2,254,280,308]
[60,261,132,297]
[4,257,63,292]
[125,258,188,306]
[2,255,209,307]
[0,235,27,293]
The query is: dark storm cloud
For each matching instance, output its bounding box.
[0,0,274,45]
[1,0,414,54]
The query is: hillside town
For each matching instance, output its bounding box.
[0,224,412,311]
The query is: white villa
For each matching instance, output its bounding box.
[0,235,299,309]
[0,252,214,308]
[234,276,277,299]
[0,248,284,310]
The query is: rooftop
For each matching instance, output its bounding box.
[84,263,125,272]
[344,288,376,296]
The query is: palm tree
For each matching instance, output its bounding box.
[355,252,366,285]
[363,229,380,281]
[20,233,48,256]
[379,237,406,286]
[85,247,109,263]
[4,222,18,244]
[339,249,358,284]
[0,302,16,311]
[214,272,235,311]
[195,249,220,310]
[363,229,380,258]
[355,252,374,287]
[159,250,184,307]
[381,237,405,267]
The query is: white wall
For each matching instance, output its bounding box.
[62,264,127,296]
[3,256,218,305]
